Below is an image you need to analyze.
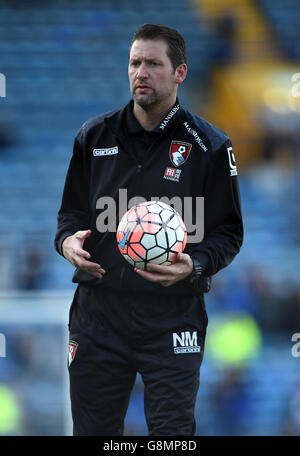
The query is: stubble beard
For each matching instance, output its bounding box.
[132,88,158,108]
[132,87,176,111]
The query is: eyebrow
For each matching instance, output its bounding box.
[129,57,163,64]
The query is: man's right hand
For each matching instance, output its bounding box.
[62,229,106,280]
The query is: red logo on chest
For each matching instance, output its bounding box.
[68,340,78,366]
[169,141,192,167]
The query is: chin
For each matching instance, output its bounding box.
[133,93,157,108]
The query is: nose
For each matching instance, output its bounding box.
[136,62,149,80]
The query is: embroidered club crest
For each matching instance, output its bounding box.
[68,340,78,367]
[169,141,192,167]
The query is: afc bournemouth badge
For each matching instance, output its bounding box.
[169,141,192,167]
[68,340,78,367]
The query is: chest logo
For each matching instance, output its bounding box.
[68,340,78,367]
[93,146,118,156]
[169,141,192,167]
[163,167,182,183]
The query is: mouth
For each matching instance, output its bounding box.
[135,85,151,92]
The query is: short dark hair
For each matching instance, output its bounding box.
[129,23,187,71]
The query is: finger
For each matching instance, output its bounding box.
[85,266,106,275]
[146,264,178,280]
[76,259,102,269]
[75,258,106,274]
[177,252,191,263]
[89,271,104,279]
[73,251,106,274]
[134,268,170,283]
[146,263,173,274]
[78,265,105,279]
[74,248,91,259]
[86,266,106,275]
[176,252,183,262]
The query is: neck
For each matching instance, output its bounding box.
[133,97,177,131]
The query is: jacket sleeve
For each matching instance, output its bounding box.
[54,128,91,256]
[190,139,243,276]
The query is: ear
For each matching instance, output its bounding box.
[174,64,187,85]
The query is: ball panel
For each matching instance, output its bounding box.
[175,226,186,242]
[130,243,147,259]
[164,227,177,248]
[170,241,184,254]
[129,227,143,244]
[126,207,139,223]
[123,254,135,266]
[140,220,161,235]
[135,204,149,220]
[127,246,141,261]
[146,203,162,214]
[155,228,168,249]
[160,209,174,223]
[156,201,174,211]
[147,245,166,260]
[141,212,162,224]
[167,215,180,230]
[154,252,170,264]
[140,233,157,250]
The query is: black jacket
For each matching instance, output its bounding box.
[54,100,243,297]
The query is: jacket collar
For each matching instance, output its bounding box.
[155,100,181,133]
[104,98,184,138]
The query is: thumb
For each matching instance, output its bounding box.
[75,229,92,240]
[176,252,184,262]
[177,252,190,263]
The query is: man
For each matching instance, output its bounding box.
[54,24,243,436]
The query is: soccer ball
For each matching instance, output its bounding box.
[116,200,187,270]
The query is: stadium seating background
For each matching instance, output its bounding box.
[0,0,299,436]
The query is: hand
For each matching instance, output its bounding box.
[134,252,193,287]
[62,229,106,279]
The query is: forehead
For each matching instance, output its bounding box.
[129,39,169,61]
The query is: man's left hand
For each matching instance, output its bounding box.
[134,252,193,287]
